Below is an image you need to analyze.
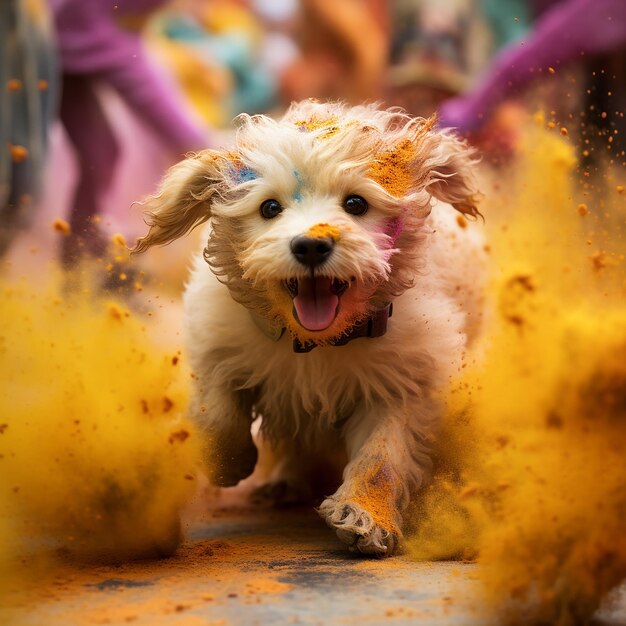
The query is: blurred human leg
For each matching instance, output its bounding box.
[58,74,119,267]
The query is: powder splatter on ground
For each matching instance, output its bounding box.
[0,503,486,626]
[0,275,199,575]
[408,122,626,625]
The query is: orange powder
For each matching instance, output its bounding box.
[52,217,71,235]
[294,115,340,139]
[9,144,29,163]
[349,461,400,536]
[223,150,240,164]
[112,232,127,247]
[306,223,341,242]
[368,139,417,197]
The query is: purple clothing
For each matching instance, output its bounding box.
[439,0,626,132]
[51,0,206,151]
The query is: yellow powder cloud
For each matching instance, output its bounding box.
[0,277,200,575]
[408,122,626,625]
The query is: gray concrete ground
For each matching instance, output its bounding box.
[2,503,626,626]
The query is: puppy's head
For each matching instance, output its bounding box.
[134,101,479,343]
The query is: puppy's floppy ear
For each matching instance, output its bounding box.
[426,127,481,219]
[132,150,224,253]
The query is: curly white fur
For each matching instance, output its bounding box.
[135,101,486,556]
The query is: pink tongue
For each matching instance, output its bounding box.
[293,277,339,331]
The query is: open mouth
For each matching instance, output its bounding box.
[284,277,349,331]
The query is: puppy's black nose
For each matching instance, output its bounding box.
[290,236,334,268]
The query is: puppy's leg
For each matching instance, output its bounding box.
[251,436,345,507]
[192,385,258,487]
[251,443,314,506]
[319,404,434,556]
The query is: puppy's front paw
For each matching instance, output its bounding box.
[318,497,399,556]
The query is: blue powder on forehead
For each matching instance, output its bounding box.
[231,165,257,184]
[293,169,304,202]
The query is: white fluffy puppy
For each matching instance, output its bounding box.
[135,101,484,556]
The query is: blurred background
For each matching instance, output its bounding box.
[1,0,624,292]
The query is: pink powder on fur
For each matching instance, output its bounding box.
[384,217,404,245]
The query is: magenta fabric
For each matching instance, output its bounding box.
[439,0,626,132]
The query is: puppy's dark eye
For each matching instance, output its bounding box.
[343,195,368,216]
[260,199,283,219]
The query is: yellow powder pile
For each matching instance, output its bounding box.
[0,276,199,573]
[408,122,626,625]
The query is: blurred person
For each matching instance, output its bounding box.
[387,0,493,121]
[438,0,626,137]
[250,0,299,98]
[280,0,389,104]
[0,0,57,257]
[401,0,468,73]
[150,0,277,128]
[50,0,210,269]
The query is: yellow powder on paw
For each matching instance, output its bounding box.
[368,139,417,198]
[306,223,341,241]
[349,460,400,535]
